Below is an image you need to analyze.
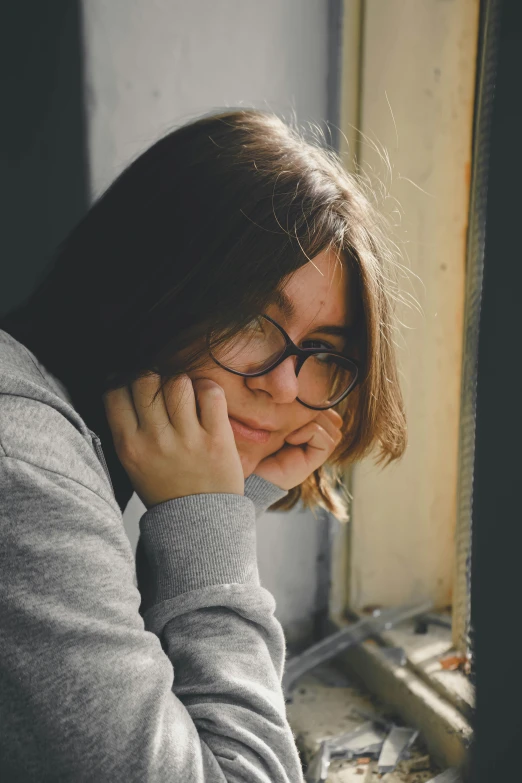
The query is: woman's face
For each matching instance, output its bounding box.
[189,247,355,478]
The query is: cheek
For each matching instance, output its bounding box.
[186,367,317,453]
[281,407,318,437]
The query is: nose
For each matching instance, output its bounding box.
[245,356,299,404]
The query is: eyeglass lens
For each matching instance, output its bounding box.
[209,316,357,408]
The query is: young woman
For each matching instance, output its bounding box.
[0,110,406,782]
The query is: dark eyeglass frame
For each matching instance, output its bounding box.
[208,313,361,411]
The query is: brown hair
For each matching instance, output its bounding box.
[0,109,406,520]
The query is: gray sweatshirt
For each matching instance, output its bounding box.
[0,328,305,782]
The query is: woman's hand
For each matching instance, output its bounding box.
[103,374,244,509]
[253,409,343,491]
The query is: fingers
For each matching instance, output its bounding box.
[105,374,227,445]
[255,410,344,491]
[162,375,198,436]
[130,373,201,440]
[192,378,231,437]
[284,411,343,468]
[105,372,245,504]
[130,373,171,434]
[286,410,342,448]
[285,421,331,452]
[313,409,343,446]
[103,385,139,446]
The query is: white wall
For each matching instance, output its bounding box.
[82,0,329,196]
[81,0,330,639]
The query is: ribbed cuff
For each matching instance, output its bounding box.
[244,473,289,517]
[139,493,259,602]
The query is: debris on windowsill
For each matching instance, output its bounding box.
[405,755,431,773]
[438,655,470,675]
[425,769,462,783]
[283,601,433,700]
[305,741,330,783]
[329,721,384,755]
[287,662,447,782]
[306,720,420,781]
[378,726,419,774]
[413,611,452,635]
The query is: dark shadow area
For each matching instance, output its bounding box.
[0,1,88,316]
[470,0,522,779]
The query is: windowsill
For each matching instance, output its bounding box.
[373,613,474,722]
[323,612,473,771]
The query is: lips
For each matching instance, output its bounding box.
[230,415,278,432]
[228,416,275,444]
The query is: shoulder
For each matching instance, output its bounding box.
[0,331,113,505]
[0,394,115,507]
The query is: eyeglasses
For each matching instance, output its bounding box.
[208,314,360,410]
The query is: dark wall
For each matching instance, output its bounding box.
[471,0,522,778]
[0,1,88,316]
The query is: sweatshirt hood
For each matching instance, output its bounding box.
[0,328,133,511]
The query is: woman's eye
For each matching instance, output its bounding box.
[302,339,334,351]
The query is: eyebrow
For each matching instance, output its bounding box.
[270,289,353,339]
[271,290,296,321]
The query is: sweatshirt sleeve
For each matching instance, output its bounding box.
[135,473,288,611]
[244,473,289,519]
[0,455,304,783]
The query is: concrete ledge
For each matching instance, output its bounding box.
[332,628,472,770]
[378,619,475,722]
